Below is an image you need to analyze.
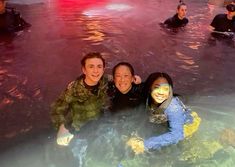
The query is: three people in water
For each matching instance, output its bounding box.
[51,53,201,153]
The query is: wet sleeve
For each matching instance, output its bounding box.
[50,83,74,130]
[144,103,185,150]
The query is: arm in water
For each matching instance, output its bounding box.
[50,81,75,146]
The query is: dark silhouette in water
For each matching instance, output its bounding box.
[0,0,31,35]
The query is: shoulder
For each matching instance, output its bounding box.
[132,83,144,92]
[164,16,174,24]
[166,97,184,112]
[99,75,109,88]
[67,81,76,90]
[214,14,226,20]
[183,18,189,23]
[65,76,85,96]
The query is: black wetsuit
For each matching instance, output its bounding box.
[163,14,188,28]
[210,14,235,32]
[0,8,30,34]
[210,14,235,40]
[108,83,145,113]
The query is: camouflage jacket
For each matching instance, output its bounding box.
[50,75,110,133]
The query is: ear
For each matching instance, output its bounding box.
[82,66,86,75]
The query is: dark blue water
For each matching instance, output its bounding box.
[1,0,235,166]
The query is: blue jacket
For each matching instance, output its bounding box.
[144,97,193,150]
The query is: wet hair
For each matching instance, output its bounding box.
[144,72,173,104]
[177,2,187,10]
[112,62,135,76]
[80,52,105,68]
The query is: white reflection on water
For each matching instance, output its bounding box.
[106,3,133,11]
[83,3,133,16]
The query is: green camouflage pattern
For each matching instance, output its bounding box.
[50,75,109,132]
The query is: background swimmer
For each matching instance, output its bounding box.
[162,2,188,29]
[0,0,31,34]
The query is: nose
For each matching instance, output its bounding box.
[93,67,99,73]
[157,89,164,95]
[120,76,126,81]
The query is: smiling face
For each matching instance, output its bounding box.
[114,65,134,94]
[150,77,170,104]
[82,58,104,86]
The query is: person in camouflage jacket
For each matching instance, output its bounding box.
[50,52,110,146]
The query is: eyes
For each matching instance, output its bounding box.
[115,74,131,79]
[152,85,170,93]
[87,64,104,69]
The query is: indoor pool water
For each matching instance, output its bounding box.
[1,0,235,166]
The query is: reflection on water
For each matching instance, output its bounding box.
[1,0,235,166]
[82,19,106,44]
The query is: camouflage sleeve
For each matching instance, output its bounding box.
[50,81,75,130]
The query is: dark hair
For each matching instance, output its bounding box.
[177,2,186,10]
[226,4,235,12]
[81,52,105,68]
[112,62,135,76]
[144,72,173,101]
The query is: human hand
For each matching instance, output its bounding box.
[57,124,74,146]
[126,137,145,154]
[133,75,142,84]
[223,32,234,37]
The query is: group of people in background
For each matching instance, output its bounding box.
[162,1,235,41]
[50,52,201,166]
[1,0,235,37]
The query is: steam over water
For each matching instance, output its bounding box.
[1,0,235,166]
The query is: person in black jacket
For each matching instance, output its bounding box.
[108,62,144,113]
[163,2,188,29]
[210,4,235,38]
[0,0,31,34]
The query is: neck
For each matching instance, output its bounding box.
[120,85,132,94]
[177,14,184,20]
[227,14,233,20]
[84,78,98,86]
